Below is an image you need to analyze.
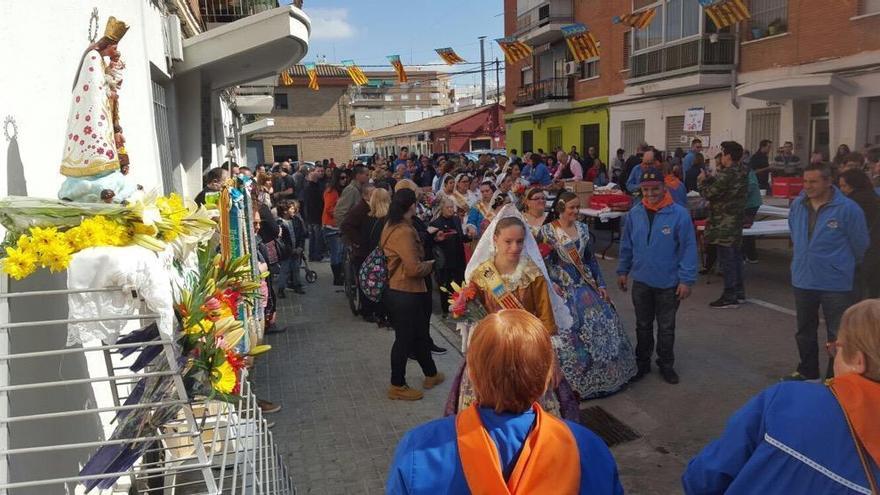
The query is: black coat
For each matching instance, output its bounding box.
[429,215,470,271]
[303,181,324,225]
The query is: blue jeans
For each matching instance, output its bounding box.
[307,223,325,261]
[323,226,344,265]
[289,253,304,288]
[716,243,744,299]
[275,258,292,293]
[793,288,853,379]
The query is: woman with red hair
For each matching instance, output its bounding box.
[387,309,623,494]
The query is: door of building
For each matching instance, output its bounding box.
[621,119,645,156]
[521,130,534,153]
[580,124,600,158]
[809,102,830,161]
[548,127,563,152]
[272,144,298,163]
[246,139,264,167]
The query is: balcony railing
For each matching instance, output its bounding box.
[514,0,574,37]
[199,0,279,24]
[629,35,735,82]
[514,77,572,107]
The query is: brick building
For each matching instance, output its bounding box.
[351,71,453,132]
[246,65,353,164]
[504,0,880,163]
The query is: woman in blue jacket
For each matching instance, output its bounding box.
[683,299,880,494]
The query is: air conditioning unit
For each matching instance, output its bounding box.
[163,15,184,61]
[563,61,579,76]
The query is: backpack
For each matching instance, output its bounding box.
[358,245,387,303]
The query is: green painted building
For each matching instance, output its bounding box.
[504,97,611,164]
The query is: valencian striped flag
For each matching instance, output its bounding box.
[561,23,600,62]
[305,62,319,91]
[279,69,294,86]
[700,0,750,30]
[435,47,466,65]
[495,37,532,64]
[387,55,408,83]
[612,7,657,30]
[342,60,369,86]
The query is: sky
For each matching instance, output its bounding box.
[283,0,506,90]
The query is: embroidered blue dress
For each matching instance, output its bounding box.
[539,221,637,399]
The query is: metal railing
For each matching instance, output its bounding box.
[514,0,574,36]
[514,77,572,107]
[629,34,736,82]
[199,0,279,24]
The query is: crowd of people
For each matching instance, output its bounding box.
[192,138,879,493]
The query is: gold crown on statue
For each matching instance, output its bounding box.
[103,16,130,42]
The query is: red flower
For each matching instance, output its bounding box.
[538,242,553,259]
[97,147,104,154]
[225,350,246,371]
[73,134,79,141]
[83,126,93,135]
[106,150,114,159]
[85,115,91,122]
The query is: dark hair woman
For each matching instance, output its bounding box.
[839,169,880,299]
[322,168,350,285]
[381,189,443,401]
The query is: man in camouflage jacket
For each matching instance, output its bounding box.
[698,141,749,308]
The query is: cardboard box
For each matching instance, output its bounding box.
[565,181,593,207]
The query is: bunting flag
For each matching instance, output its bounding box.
[342,59,369,86]
[435,47,466,65]
[561,23,600,62]
[305,62,319,91]
[495,37,532,64]
[279,69,293,86]
[612,7,657,30]
[700,0,750,30]
[387,55,408,83]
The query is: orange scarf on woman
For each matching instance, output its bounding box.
[456,403,580,494]
[829,373,880,467]
[665,174,682,191]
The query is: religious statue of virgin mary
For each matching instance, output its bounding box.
[58,16,136,203]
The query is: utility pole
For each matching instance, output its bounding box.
[479,36,487,106]
[495,58,500,104]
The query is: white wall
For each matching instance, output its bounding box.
[610,89,793,156]
[0,0,169,199]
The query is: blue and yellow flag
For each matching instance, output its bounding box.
[305,62,319,91]
[700,0,750,30]
[561,23,600,62]
[436,47,466,65]
[341,60,369,86]
[387,55,408,83]
[613,7,657,30]
[495,37,532,64]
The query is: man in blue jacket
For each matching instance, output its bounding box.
[784,163,869,382]
[617,167,698,384]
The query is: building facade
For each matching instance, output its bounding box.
[351,71,453,132]
[246,65,354,164]
[503,0,880,163]
[353,104,506,157]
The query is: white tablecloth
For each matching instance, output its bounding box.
[743,219,790,237]
[579,208,626,222]
[757,204,789,218]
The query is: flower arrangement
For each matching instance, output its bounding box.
[443,281,487,322]
[0,194,216,279]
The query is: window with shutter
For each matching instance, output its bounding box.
[621,120,646,156]
[665,114,711,153]
[745,108,780,153]
[623,31,631,71]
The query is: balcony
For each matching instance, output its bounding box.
[200,0,279,27]
[513,77,573,114]
[627,35,736,86]
[235,76,277,114]
[514,0,574,45]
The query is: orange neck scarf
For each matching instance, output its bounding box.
[665,174,682,190]
[829,373,880,467]
[456,403,580,495]
[642,191,674,212]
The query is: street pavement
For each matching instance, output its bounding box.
[253,229,826,494]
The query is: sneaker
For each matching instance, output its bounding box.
[736,294,746,303]
[257,399,282,414]
[780,371,820,383]
[659,367,680,385]
[388,385,424,401]
[423,372,446,390]
[265,325,288,335]
[430,344,448,355]
[709,297,739,309]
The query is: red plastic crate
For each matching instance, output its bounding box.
[590,194,632,211]
[772,177,803,198]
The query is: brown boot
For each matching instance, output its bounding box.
[423,372,446,390]
[388,385,423,401]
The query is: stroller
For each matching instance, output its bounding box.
[292,247,318,285]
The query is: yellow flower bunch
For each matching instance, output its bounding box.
[211,360,237,394]
[184,318,214,335]
[2,245,38,280]
[155,194,189,242]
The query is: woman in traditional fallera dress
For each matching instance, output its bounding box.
[522,187,548,238]
[538,191,637,399]
[464,180,498,239]
[444,206,579,421]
